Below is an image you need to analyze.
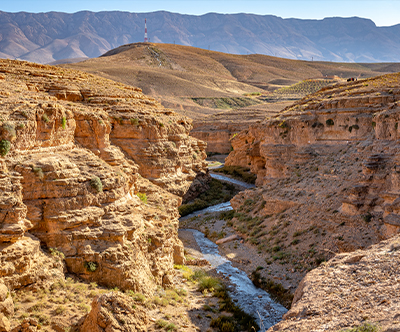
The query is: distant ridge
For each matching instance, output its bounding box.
[1,10,400,63]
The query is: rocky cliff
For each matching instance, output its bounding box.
[225,72,400,329]
[268,235,400,331]
[0,59,208,321]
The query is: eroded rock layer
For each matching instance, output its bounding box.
[225,73,400,329]
[0,59,208,295]
[268,236,400,332]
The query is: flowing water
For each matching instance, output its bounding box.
[181,229,287,330]
[210,173,255,189]
[179,172,287,330]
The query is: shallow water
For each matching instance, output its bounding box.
[179,171,287,330]
[180,201,233,221]
[210,173,255,189]
[181,229,288,330]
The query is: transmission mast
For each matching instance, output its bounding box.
[144,18,148,42]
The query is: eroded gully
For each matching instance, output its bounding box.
[179,172,287,331]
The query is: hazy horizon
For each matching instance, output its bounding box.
[1,0,400,27]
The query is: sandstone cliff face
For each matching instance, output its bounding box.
[0,60,208,297]
[268,235,400,332]
[228,73,400,237]
[225,73,400,328]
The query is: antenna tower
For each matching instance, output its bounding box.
[144,18,148,42]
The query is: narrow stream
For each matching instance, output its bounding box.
[180,172,287,330]
[210,173,255,189]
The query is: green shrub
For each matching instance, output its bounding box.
[340,322,380,332]
[84,261,98,272]
[125,290,146,302]
[251,271,293,309]
[326,119,335,126]
[0,140,11,156]
[362,212,372,223]
[197,276,222,293]
[42,114,50,123]
[348,124,360,133]
[210,316,235,332]
[90,176,103,193]
[49,248,65,261]
[219,210,235,221]
[136,192,148,204]
[32,167,44,180]
[130,118,139,126]
[156,319,168,328]
[61,117,67,129]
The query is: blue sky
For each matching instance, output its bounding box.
[1,0,400,27]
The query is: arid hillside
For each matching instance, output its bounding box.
[65,43,400,153]
[65,43,400,117]
[2,11,400,63]
[224,72,400,331]
[0,59,212,331]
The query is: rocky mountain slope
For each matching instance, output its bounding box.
[225,72,400,330]
[1,11,400,63]
[0,59,208,330]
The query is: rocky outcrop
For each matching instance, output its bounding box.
[226,73,400,306]
[228,74,400,235]
[0,60,208,297]
[268,235,400,332]
[191,122,242,154]
[0,281,12,332]
[80,292,148,332]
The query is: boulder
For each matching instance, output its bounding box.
[80,292,148,332]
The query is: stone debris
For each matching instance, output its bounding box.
[215,234,239,244]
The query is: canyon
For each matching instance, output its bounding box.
[1,50,400,332]
[223,72,400,331]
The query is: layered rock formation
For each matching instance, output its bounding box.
[225,72,400,328]
[80,292,148,332]
[268,235,400,331]
[0,59,208,300]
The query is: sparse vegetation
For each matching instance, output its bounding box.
[137,192,148,204]
[362,212,373,223]
[90,176,103,192]
[326,119,335,126]
[130,118,139,125]
[61,116,67,129]
[192,97,260,109]
[84,261,98,272]
[49,248,65,261]
[42,114,50,123]
[32,167,44,180]
[250,271,293,309]
[0,140,11,156]
[339,322,380,332]
[178,179,237,216]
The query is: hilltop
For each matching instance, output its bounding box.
[65,42,400,153]
[1,11,400,63]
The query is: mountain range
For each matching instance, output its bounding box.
[1,10,400,63]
